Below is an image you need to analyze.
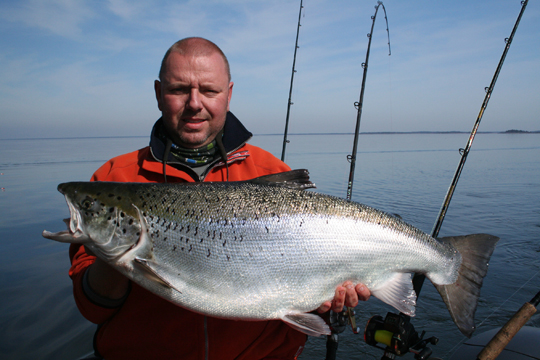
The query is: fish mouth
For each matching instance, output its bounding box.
[42,196,90,243]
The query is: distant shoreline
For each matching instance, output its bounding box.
[1,130,539,141]
[255,129,540,136]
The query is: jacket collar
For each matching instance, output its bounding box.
[149,111,252,164]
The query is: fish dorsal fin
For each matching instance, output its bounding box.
[370,272,417,316]
[281,312,331,337]
[249,169,316,190]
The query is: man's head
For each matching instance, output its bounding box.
[155,37,233,149]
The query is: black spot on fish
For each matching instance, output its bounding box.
[265,226,269,233]
[200,238,203,243]
[173,245,176,251]
[207,249,211,257]
[223,239,227,246]
[226,255,230,261]
[129,219,134,225]
[108,216,112,221]
[109,207,114,213]
[122,228,126,234]
[163,237,167,241]
[188,245,192,252]
[136,232,140,236]
[120,212,125,217]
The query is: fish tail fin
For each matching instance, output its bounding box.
[434,233,499,337]
[249,169,316,190]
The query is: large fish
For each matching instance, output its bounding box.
[43,170,498,337]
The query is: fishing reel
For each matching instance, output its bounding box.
[364,312,439,360]
[323,309,439,360]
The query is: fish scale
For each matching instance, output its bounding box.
[43,170,498,337]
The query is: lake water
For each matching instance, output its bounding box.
[0,133,539,359]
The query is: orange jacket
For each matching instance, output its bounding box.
[69,116,306,360]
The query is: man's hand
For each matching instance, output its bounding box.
[317,281,370,313]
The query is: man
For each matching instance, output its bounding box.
[69,37,370,360]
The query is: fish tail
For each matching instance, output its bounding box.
[434,233,499,337]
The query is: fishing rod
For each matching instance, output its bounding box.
[281,0,304,162]
[325,3,391,360]
[412,0,529,296]
[346,0,391,201]
[477,289,540,360]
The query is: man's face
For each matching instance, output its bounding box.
[155,51,233,149]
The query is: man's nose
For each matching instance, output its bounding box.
[186,89,203,111]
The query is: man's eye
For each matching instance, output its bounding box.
[173,88,189,93]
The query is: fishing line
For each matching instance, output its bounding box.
[445,267,540,359]
[476,267,540,329]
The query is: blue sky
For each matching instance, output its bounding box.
[1,0,538,139]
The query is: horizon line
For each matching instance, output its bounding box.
[1,129,539,141]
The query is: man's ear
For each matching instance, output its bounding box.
[227,81,233,111]
[154,80,163,111]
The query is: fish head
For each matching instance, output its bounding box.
[43,182,142,261]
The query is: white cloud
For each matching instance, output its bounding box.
[0,0,94,38]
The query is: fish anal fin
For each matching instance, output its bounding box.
[281,312,331,337]
[371,272,417,316]
[133,257,178,292]
[435,233,499,337]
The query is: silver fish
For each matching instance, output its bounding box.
[43,170,498,337]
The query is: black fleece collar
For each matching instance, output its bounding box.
[150,111,253,164]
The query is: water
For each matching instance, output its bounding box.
[0,133,539,360]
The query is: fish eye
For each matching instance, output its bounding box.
[81,197,94,210]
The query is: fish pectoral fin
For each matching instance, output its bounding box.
[281,312,331,337]
[133,257,179,292]
[371,272,417,316]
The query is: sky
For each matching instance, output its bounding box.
[0,0,538,139]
